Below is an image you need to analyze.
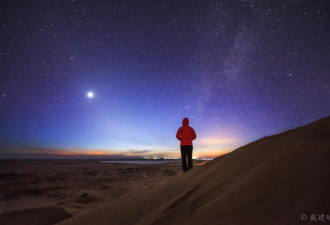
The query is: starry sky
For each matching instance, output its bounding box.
[0,0,329,158]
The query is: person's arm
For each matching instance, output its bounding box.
[191,128,197,140]
[176,128,181,140]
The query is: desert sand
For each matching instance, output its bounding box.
[57,115,330,225]
[1,115,330,225]
[0,159,206,225]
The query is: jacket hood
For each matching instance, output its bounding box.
[182,118,189,126]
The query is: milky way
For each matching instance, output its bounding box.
[0,0,329,158]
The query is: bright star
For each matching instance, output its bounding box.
[87,91,94,99]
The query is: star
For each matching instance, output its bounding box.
[87,91,94,99]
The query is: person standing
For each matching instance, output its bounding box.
[176,118,197,172]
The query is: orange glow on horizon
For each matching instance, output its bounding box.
[86,151,108,155]
[193,149,232,158]
[0,145,237,159]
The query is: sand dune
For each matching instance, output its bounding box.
[58,115,330,225]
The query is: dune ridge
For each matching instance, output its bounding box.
[59,115,330,225]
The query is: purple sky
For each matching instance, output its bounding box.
[0,0,329,158]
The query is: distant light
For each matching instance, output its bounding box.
[87,91,94,98]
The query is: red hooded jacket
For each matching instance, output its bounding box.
[176,118,197,146]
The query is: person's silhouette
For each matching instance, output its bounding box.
[176,118,197,172]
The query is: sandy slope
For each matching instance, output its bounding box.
[58,115,330,225]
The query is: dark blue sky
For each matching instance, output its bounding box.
[0,0,329,158]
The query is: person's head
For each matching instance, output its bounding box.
[182,118,189,126]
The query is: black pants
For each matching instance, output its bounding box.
[181,145,193,172]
